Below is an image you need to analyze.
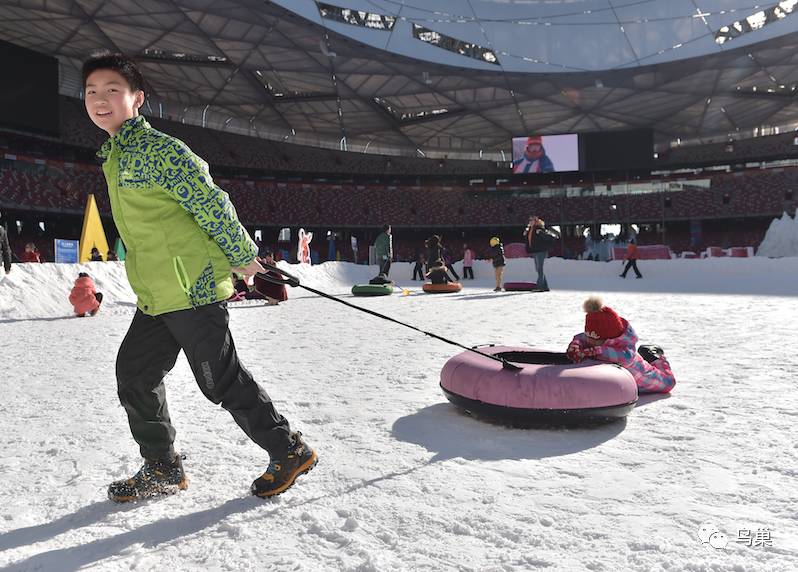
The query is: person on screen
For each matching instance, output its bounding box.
[513,136,555,174]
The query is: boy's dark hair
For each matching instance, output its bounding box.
[82,51,146,93]
[78,272,90,278]
[382,224,390,232]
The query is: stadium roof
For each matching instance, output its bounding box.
[1,0,797,159]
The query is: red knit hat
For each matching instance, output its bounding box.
[583,296,624,340]
[526,136,542,147]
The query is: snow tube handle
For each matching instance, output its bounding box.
[255,264,300,288]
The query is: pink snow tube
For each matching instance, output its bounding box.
[440,345,638,426]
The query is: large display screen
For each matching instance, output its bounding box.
[582,129,653,171]
[511,134,580,174]
[0,40,60,136]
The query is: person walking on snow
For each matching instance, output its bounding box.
[83,51,316,502]
[620,239,643,279]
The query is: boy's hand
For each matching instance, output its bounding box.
[232,258,265,278]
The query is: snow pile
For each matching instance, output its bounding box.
[757,209,798,258]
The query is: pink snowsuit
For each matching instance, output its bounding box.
[568,318,676,394]
[463,248,474,267]
[69,276,100,316]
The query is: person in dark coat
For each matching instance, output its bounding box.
[489,237,506,291]
[0,224,13,274]
[425,235,443,273]
[524,216,558,291]
[412,249,426,281]
[442,246,460,281]
[426,259,456,285]
[90,247,104,262]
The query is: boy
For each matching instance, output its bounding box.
[83,52,316,501]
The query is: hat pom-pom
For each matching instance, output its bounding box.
[583,296,603,313]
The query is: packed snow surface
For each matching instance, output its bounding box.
[1,257,796,571]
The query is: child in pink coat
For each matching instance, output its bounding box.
[566,296,675,394]
[69,272,104,317]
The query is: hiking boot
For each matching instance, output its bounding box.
[108,454,188,502]
[251,432,317,498]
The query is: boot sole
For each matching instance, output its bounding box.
[253,452,318,498]
[109,478,189,503]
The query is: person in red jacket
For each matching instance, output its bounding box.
[69,272,104,317]
[620,239,643,279]
[21,243,43,263]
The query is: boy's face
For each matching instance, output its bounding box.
[84,69,144,136]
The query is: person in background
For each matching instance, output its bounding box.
[620,239,643,279]
[373,224,393,277]
[107,249,119,261]
[462,244,475,280]
[21,243,43,263]
[442,246,460,281]
[249,250,287,305]
[90,247,104,261]
[412,249,426,281]
[0,223,12,274]
[489,237,506,292]
[425,235,443,272]
[350,235,358,264]
[525,217,558,292]
[69,272,104,317]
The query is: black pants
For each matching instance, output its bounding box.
[116,302,292,461]
[412,263,424,280]
[621,259,642,278]
[463,266,474,279]
[380,259,391,276]
[446,264,460,281]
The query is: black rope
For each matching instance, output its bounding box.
[255,266,522,371]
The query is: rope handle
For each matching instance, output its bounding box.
[253,263,521,371]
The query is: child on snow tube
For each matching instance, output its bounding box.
[566,296,676,394]
[426,259,456,285]
[69,272,103,317]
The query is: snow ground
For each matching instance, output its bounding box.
[0,257,796,571]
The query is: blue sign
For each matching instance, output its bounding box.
[54,239,79,263]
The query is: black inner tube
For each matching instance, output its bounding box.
[495,351,572,365]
